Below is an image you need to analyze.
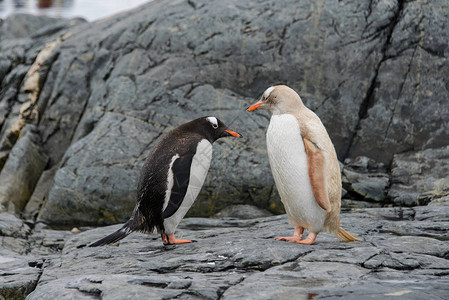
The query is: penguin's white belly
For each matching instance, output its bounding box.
[267,114,325,232]
[163,139,212,234]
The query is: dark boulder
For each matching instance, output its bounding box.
[0,125,47,212]
[389,146,449,206]
[0,0,447,225]
[342,156,390,206]
[347,1,449,164]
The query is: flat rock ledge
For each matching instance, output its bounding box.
[2,206,448,299]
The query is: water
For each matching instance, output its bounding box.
[0,0,152,21]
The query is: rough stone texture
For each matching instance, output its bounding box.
[347,1,449,164]
[0,212,75,299]
[0,14,86,167]
[0,251,42,300]
[1,2,449,298]
[38,113,159,225]
[342,156,390,206]
[0,205,439,299]
[429,195,449,207]
[213,204,272,219]
[23,167,57,220]
[0,0,448,225]
[388,146,449,206]
[0,124,48,212]
[0,212,30,238]
[0,213,37,299]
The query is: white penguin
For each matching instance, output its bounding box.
[247,85,359,244]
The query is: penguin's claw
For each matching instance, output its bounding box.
[275,227,304,243]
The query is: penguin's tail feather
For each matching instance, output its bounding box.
[89,221,136,247]
[335,227,360,242]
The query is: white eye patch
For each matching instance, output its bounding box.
[206,116,218,128]
[264,86,275,99]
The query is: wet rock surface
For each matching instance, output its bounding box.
[388,146,449,206]
[0,125,48,212]
[213,204,272,219]
[342,156,390,206]
[0,0,448,224]
[347,1,449,163]
[1,2,449,298]
[1,205,448,299]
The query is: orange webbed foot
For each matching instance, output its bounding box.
[297,232,317,245]
[275,236,302,243]
[275,227,304,243]
[162,234,193,245]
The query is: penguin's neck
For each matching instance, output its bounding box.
[270,101,305,115]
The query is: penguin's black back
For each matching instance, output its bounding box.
[90,117,231,247]
[132,119,208,233]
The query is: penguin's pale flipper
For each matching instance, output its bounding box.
[162,233,193,245]
[303,138,331,212]
[275,227,304,243]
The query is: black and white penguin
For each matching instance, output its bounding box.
[90,116,241,246]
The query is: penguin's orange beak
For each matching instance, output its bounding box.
[224,129,242,138]
[246,100,263,111]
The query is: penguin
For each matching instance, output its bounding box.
[90,116,241,246]
[246,85,359,244]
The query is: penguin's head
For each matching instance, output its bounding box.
[246,85,304,115]
[200,116,242,142]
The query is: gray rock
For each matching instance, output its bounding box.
[0,212,76,258]
[19,206,449,299]
[0,13,80,40]
[0,212,31,238]
[343,168,390,202]
[388,146,449,206]
[341,156,390,205]
[0,14,86,171]
[348,1,449,164]
[34,0,397,224]
[0,0,448,224]
[23,167,57,220]
[341,199,382,209]
[38,113,158,225]
[27,226,75,256]
[0,2,448,298]
[344,156,386,172]
[428,195,449,207]
[0,249,43,300]
[0,125,47,212]
[0,213,41,299]
[214,204,273,219]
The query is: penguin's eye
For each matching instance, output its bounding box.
[206,116,219,129]
[264,86,275,101]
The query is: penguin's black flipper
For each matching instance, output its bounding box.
[89,221,136,247]
[162,154,194,219]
